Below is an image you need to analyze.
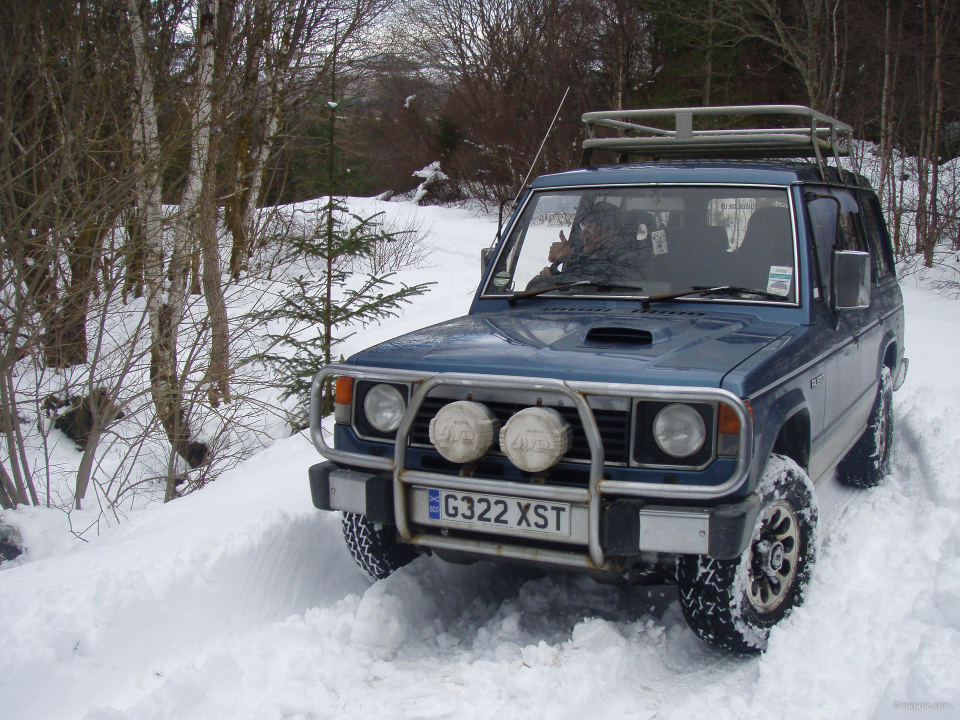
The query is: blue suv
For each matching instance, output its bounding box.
[308,106,908,652]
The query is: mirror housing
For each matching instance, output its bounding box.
[832,250,871,310]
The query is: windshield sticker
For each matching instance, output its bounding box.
[767,266,793,296]
[652,230,668,255]
[493,271,512,288]
[636,223,649,241]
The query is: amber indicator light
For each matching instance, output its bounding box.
[335,376,354,405]
[718,402,751,434]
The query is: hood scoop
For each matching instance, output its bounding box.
[582,320,676,348]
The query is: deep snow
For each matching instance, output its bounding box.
[1,201,959,720]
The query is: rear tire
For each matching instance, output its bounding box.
[342,512,418,580]
[677,455,818,653]
[836,367,893,489]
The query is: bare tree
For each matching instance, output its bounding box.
[664,0,849,115]
[400,0,596,202]
[221,0,393,279]
[0,0,144,507]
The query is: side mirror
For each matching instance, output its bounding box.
[832,250,871,310]
[481,247,494,276]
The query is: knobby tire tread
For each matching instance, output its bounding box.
[837,367,893,489]
[342,512,417,580]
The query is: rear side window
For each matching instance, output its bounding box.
[858,193,893,278]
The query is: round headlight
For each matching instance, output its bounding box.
[363,383,406,433]
[653,403,707,458]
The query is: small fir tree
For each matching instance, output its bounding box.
[264,33,430,426]
[263,201,429,425]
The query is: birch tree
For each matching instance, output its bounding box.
[149,0,218,485]
[223,0,391,280]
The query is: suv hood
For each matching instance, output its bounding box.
[351,307,794,388]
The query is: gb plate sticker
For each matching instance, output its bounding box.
[652,229,668,255]
[767,265,793,296]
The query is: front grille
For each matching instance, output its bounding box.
[410,396,631,465]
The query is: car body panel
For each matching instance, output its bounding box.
[351,307,794,388]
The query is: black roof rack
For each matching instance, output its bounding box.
[580,105,859,181]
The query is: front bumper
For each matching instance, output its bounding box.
[310,364,754,571]
[310,461,759,563]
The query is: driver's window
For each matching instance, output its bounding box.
[808,197,838,304]
[807,189,866,304]
[837,199,867,252]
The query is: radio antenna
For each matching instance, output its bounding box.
[511,86,570,208]
[489,87,571,254]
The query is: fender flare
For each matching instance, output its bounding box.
[751,388,810,490]
[876,334,898,378]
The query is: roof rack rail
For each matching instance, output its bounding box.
[580,105,859,181]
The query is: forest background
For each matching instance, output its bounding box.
[0,0,957,527]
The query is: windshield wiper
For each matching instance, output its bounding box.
[507,281,641,305]
[641,285,788,308]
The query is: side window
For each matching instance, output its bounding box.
[807,197,838,304]
[835,190,867,252]
[806,189,865,304]
[858,193,893,278]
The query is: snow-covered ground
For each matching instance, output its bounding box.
[2,202,959,720]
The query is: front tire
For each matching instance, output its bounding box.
[342,512,418,580]
[836,367,893,489]
[677,455,818,653]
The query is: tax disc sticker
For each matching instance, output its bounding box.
[636,223,649,242]
[652,230,668,255]
[767,265,793,296]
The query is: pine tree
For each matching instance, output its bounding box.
[264,32,430,426]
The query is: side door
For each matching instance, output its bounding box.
[805,189,869,478]
[833,190,884,407]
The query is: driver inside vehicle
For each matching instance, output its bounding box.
[536,201,639,286]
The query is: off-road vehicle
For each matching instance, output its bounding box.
[307,105,908,652]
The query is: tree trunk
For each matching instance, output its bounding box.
[228,0,280,280]
[200,158,230,406]
[45,220,115,368]
[703,0,714,105]
[0,462,23,509]
[924,0,946,268]
[73,423,102,510]
[0,372,37,505]
[129,0,210,480]
[879,0,892,193]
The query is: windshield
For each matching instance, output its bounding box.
[484,186,797,303]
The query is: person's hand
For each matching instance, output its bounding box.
[548,229,572,263]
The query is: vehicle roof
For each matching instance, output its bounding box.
[530,160,869,189]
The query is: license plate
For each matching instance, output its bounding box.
[427,488,571,536]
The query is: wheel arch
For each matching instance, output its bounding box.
[756,389,811,480]
[882,338,898,372]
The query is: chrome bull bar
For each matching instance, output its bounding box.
[310,363,753,569]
